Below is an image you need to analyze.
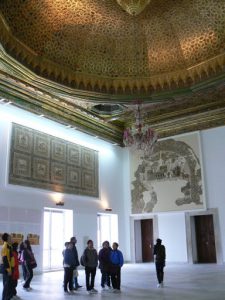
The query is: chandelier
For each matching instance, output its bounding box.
[116,0,151,16]
[123,104,157,154]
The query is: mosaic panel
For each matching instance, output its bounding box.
[67,143,81,166]
[130,132,205,213]
[12,152,31,178]
[34,133,50,158]
[33,157,50,181]
[9,123,99,197]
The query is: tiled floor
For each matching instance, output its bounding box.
[1,263,225,299]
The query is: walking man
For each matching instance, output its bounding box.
[153,238,166,288]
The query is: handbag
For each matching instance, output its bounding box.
[30,261,37,269]
[28,250,37,269]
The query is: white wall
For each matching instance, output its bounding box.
[0,104,131,271]
[150,128,225,263]
[201,126,225,262]
[157,213,187,262]
[1,103,225,267]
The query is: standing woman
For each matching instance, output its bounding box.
[98,241,112,290]
[23,239,36,291]
[110,242,124,293]
[18,241,27,282]
[11,242,20,298]
[63,242,76,294]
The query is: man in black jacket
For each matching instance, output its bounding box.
[153,238,166,288]
[70,236,82,289]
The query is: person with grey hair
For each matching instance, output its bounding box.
[153,238,166,288]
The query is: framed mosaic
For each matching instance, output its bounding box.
[34,133,50,158]
[130,132,205,214]
[9,123,99,197]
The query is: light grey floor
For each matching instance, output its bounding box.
[1,263,225,300]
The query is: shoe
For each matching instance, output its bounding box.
[64,290,72,295]
[91,288,98,293]
[23,287,30,292]
[161,282,164,287]
[157,283,162,288]
[77,285,82,288]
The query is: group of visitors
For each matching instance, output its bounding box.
[1,232,166,299]
[62,237,124,295]
[1,232,37,300]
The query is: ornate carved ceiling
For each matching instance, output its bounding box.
[0,0,225,145]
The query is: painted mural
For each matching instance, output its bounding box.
[130,132,204,213]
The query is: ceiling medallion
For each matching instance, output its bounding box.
[116,0,151,16]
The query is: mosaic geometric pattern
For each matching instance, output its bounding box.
[9,123,99,197]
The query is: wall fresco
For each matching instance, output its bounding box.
[130,132,204,213]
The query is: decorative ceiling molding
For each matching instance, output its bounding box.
[1,45,225,145]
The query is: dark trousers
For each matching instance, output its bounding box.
[64,267,74,292]
[12,279,18,296]
[21,263,27,281]
[111,266,121,290]
[85,266,96,291]
[101,269,111,288]
[155,262,165,284]
[23,264,33,288]
[2,272,13,300]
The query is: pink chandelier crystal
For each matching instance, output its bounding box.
[123,104,157,154]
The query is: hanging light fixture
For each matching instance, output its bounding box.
[123,103,157,154]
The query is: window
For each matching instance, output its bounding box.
[97,213,118,250]
[43,208,73,270]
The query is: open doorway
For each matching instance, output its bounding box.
[97,213,118,251]
[43,208,73,270]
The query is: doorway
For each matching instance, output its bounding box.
[43,208,73,270]
[97,213,118,251]
[194,214,216,263]
[186,209,222,264]
[134,218,154,262]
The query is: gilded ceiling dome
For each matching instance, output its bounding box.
[0,0,225,146]
[0,0,225,96]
